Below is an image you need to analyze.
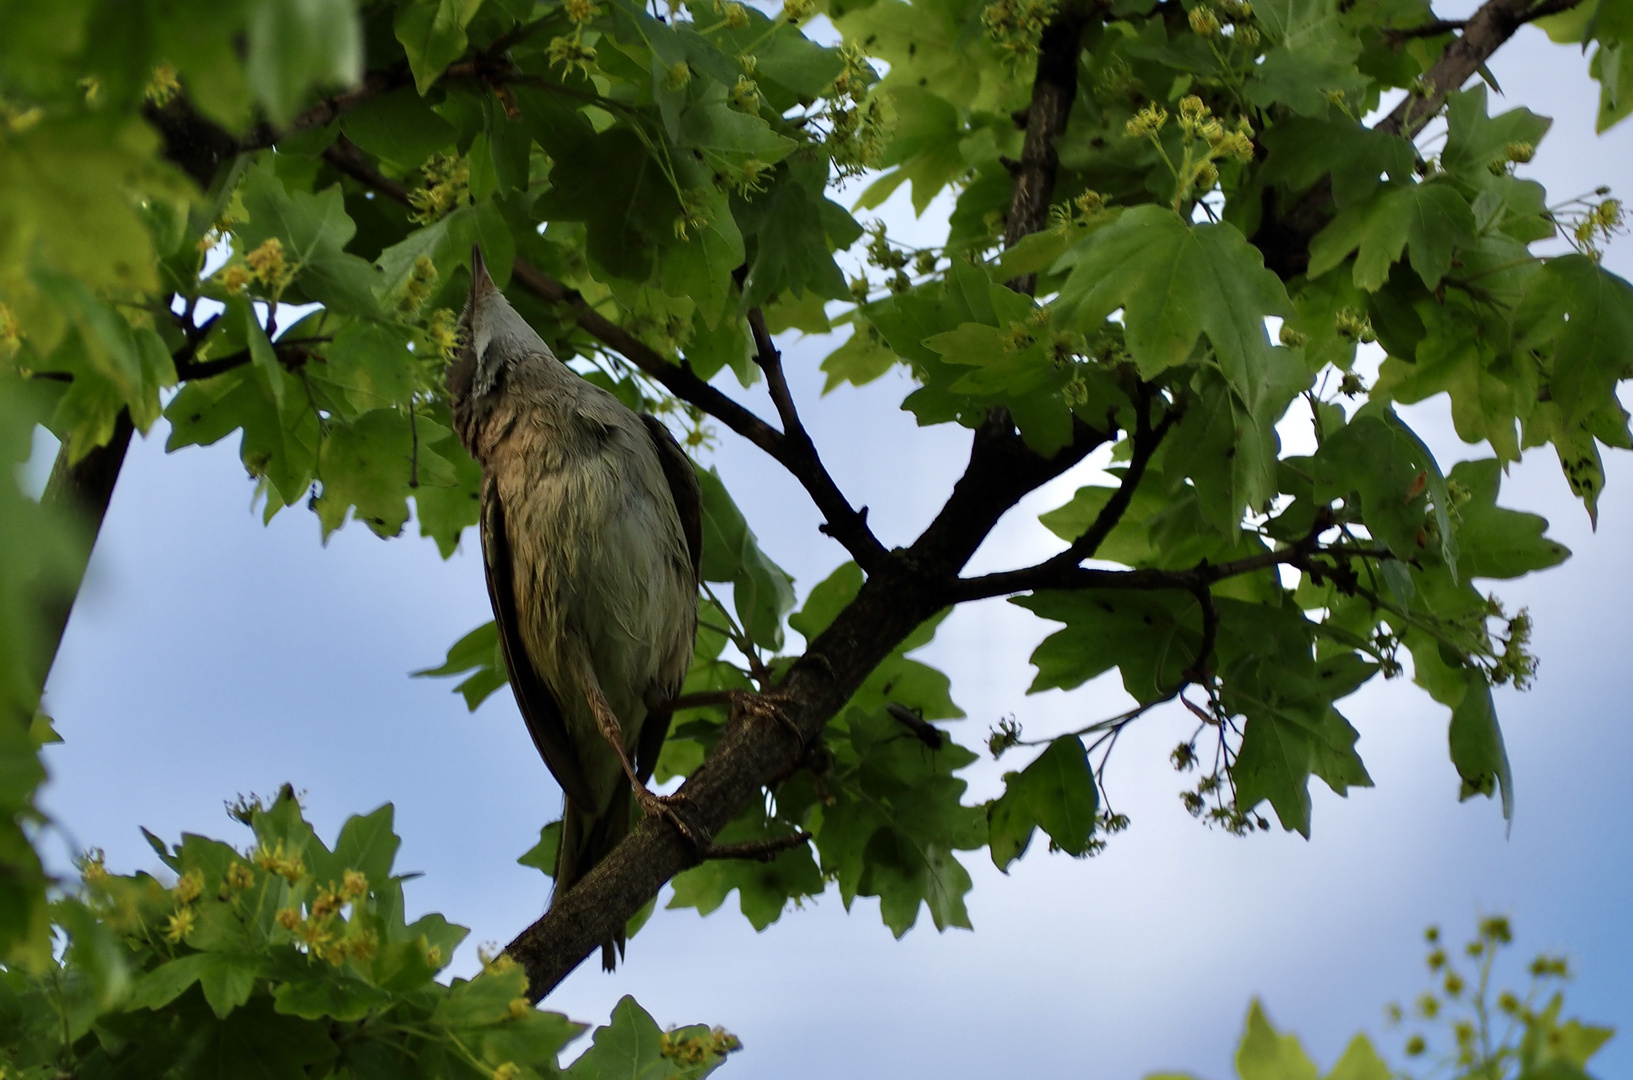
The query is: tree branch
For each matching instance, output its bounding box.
[745,306,888,572]
[1256,0,1589,277]
[1379,0,1586,137]
[26,410,136,713]
[1004,4,1094,293]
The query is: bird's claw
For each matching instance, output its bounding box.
[734,690,804,749]
[635,788,705,848]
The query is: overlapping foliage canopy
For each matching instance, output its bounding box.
[2,0,1631,1071]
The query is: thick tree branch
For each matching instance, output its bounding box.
[1004,5,1093,293]
[1379,0,1586,137]
[1257,0,1588,277]
[745,306,888,572]
[28,410,136,709]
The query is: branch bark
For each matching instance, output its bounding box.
[1255,0,1588,277]
[28,410,136,708]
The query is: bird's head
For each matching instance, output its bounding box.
[448,245,553,407]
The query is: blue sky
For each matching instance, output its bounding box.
[32,14,1633,1080]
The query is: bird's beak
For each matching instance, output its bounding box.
[469,244,496,310]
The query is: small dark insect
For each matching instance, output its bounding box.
[886,703,946,750]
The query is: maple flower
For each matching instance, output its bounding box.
[164,907,196,943]
[173,869,204,905]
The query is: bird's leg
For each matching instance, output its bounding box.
[571,661,702,847]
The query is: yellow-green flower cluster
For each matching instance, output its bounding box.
[1334,306,1376,344]
[0,301,19,359]
[1572,196,1623,260]
[659,1026,742,1066]
[398,254,440,316]
[981,0,1058,60]
[275,869,375,966]
[730,75,760,112]
[145,62,181,105]
[823,43,892,177]
[213,236,298,298]
[408,153,472,225]
[1125,102,1168,138]
[1050,189,1107,235]
[425,308,462,361]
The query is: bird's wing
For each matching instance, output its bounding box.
[480,478,598,809]
[638,414,703,583]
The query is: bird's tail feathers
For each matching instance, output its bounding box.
[552,778,633,971]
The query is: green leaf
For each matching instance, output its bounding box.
[238,159,382,317]
[340,87,459,168]
[331,803,401,887]
[0,116,179,299]
[987,736,1099,870]
[1055,206,1294,382]
[1260,118,1414,208]
[395,0,486,95]
[312,410,419,539]
[1448,679,1513,820]
[1447,459,1570,580]
[1015,590,1201,705]
[1441,85,1551,180]
[1325,1034,1392,1080]
[197,952,261,1019]
[126,953,212,1011]
[1235,1000,1319,1080]
[696,465,795,651]
[414,621,510,710]
[1308,181,1477,291]
[788,562,863,642]
[1312,406,1457,570]
[1514,254,1633,435]
[517,820,562,878]
[738,162,860,306]
[246,0,363,125]
[821,325,899,392]
[566,996,671,1080]
[668,820,821,929]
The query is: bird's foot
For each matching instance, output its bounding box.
[731,690,804,749]
[634,787,705,848]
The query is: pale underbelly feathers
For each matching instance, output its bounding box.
[495,420,694,812]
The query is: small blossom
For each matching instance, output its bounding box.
[1188,6,1222,34]
[509,997,532,1019]
[1126,103,1169,138]
[564,0,600,22]
[493,1065,522,1080]
[723,1,748,25]
[342,869,368,898]
[164,907,197,943]
[276,907,301,930]
[217,263,252,296]
[174,869,205,905]
[225,861,255,891]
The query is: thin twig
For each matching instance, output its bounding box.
[701,832,814,862]
[746,306,888,572]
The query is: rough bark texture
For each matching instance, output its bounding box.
[31,410,134,700]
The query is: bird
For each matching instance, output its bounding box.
[447,247,701,970]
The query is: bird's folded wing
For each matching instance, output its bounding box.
[638,414,703,583]
[480,480,597,808]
